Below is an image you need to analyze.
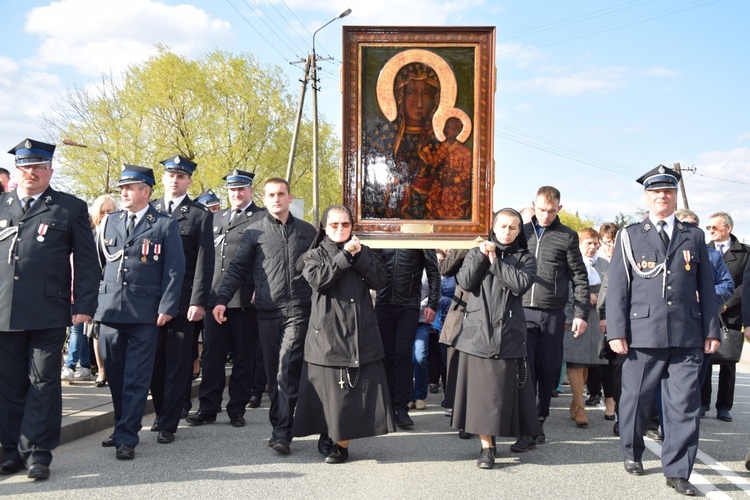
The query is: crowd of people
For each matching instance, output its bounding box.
[0,141,747,496]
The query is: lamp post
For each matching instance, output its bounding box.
[311,8,351,226]
[62,138,112,194]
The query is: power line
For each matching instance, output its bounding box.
[278,0,333,58]
[498,0,723,57]
[224,0,293,63]
[244,0,308,57]
[237,0,304,60]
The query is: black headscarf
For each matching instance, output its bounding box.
[296,205,355,273]
[489,207,527,253]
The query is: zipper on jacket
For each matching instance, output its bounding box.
[529,228,542,307]
[389,250,400,305]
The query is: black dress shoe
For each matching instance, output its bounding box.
[666,477,697,496]
[395,408,414,428]
[0,459,24,475]
[535,420,546,444]
[101,435,116,447]
[613,421,620,436]
[157,430,175,444]
[510,435,537,453]
[229,415,246,428]
[267,436,277,447]
[186,411,216,426]
[624,459,643,475]
[150,421,159,432]
[477,447,495,469]
[248,395,261,408]
[325,444,349,464]
[585,394,601,406]
[318,434,334,456]
[272,438,291,455]
[27,464,50,480]
[458,429,473,439]
[115,445,135,460]
[181,408,190,419]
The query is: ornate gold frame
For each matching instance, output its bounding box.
[342,26,496,248]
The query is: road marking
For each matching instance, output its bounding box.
[644,438,748,498]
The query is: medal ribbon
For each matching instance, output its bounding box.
[38,223,48,239]
[142,240,150,260]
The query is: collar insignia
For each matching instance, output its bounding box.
[44,195,52,203]
[155,203,162,210]
[6,198,12,205]
[181,205,188,212]
[146,213,155,222]
[643,223,651,231]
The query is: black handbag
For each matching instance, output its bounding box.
[598,333,616,361]
[710,317,744,365]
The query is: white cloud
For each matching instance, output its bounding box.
[24,0,232,76]
[645,67,681,78]
[505,67,628,97]
[737,131,750,143]
[496,42,545,68]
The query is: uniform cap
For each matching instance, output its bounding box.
[117,164,155,187]
[636,164,680,191]
[8,138,55,166]
[160,155,197,176]
[196,189,220,208]
[222,169,254,188]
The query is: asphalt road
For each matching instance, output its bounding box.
[2,365,750,499]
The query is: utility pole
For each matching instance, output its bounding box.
[673,162,696,210]
[285,55,312,183]
[286,8,351,227]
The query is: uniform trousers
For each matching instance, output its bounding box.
[0,328,65,467]
[150,314,194,433]
[199,307,257,416]
[376,304,420,412]
[523,307,566,420]
[100,323,159,448]
[257,311,309,441]
[620,347,702,479]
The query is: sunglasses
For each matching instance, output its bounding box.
[705,225,723,231]
[327,222,351,229]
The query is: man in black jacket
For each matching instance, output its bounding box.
[212,178,316,455]
[375,249,441,427]
[703,211,749,422]
[522,186,589,443]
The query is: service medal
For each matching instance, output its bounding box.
[641,260,648,269]
[0,220,7,228]
[153,243,161,261]
[683,249,691,271]
[141,239,150,262]
[37,223,48,242]
[648,262,655,269]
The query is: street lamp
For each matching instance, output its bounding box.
[62,138,113,194]
[311,8,351,226]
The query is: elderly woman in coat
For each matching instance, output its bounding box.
[452,208,539,469]
[292,205,395,463]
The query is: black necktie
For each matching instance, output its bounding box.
[167,200,174,214]
[126,213,137,237]
[21,196,33,214]
[230,209,242,223]
[657,220,670,249]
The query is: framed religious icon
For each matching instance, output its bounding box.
[342,26,496,248]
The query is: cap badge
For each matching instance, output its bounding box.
[658,165,665,174]
[24,139,31,149]
[174,156,180,165]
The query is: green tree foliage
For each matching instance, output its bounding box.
[558,209,598,232]
[42,47,341,220]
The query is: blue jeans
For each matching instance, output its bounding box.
[412,323,432,401]
[64,322,90,369]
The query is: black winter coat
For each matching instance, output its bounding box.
[454,246,536,359]
[374,249,441,310]
[522,216,590,319]
[216,212,316,319]
[301,240,388,367]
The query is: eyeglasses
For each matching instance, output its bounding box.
[601,240,614,247]
[17,164,52,172]
[327,222,351,229]
[705,225,723,231]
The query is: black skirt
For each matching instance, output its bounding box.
[292,360,396,442]
[451,351,540,438]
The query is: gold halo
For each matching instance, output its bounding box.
[376,49,458,126]
[433,107,472,143]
